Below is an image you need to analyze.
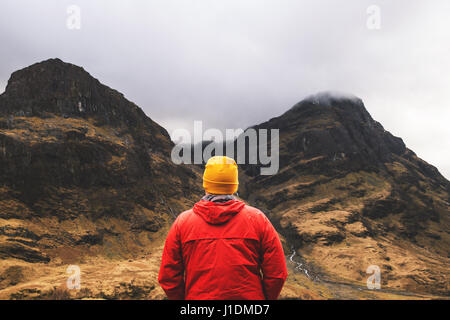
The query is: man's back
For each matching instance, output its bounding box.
[158,198,288,300]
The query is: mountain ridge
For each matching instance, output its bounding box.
[0,58,171,146]
[238,93,449,295]
[0,58,448,299]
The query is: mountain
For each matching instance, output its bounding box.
[0,59,202,298]
[239,92,449,296]
[0,60,448,299]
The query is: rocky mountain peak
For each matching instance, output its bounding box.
[2,58,98,114]
[0,58,173,153]
[5,58,90,93]
[0,58,154,130]
[285,91,374,126]
[294,91,364,107]
[251,93,406,171]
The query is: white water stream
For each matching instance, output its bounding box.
[289,247,319,281]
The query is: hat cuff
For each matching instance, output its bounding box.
[203,180,238,195]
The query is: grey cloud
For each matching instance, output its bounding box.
[0,0,449,178]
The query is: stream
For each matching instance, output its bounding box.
[287,247,429,299]
[288,247,320,281]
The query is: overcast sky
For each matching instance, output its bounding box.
[0,0,449,178]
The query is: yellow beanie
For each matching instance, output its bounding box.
[203,156,239,195]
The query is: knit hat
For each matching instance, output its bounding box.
[203,156,239,195]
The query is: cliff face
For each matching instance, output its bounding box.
[0,59,202,268]
[240,92,449,295]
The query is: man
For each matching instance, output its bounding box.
[158,156,287,300]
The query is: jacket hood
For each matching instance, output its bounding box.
[193,199,246,225]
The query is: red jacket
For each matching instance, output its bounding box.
[158,199,288,300]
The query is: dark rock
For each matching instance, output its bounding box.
[0,243,50,263]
